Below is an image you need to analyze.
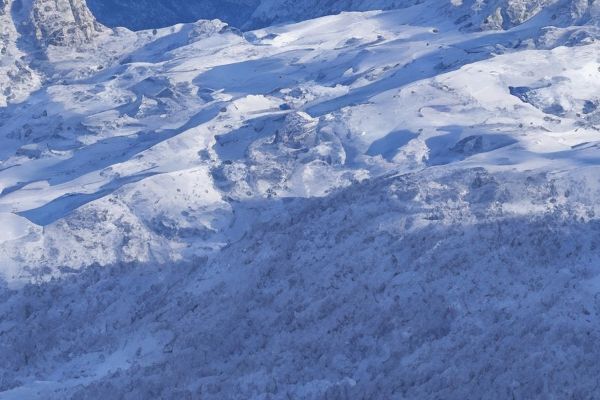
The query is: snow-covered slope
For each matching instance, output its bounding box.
[87,0,600,30]
[454,0,600,29]
[2,0,600,397]
[2,0,600,279]
[251,0,600,30]
[5,167,600,399]
[0,0,104,106]
[0,1,40,106]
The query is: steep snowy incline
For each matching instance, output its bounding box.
[3,168,600,399]
[1,1,600,279]
[0,0,105,106]
[0,0,40,106]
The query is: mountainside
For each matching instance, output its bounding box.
[29,0,103,47]
[87,0,600,30]
[254,0,600,29]
[87,0,258,31]
[2,0,600,398]
[0,0,104,106]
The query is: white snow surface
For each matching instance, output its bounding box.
[2,0,600,398]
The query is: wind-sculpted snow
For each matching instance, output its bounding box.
[2,0,600,397]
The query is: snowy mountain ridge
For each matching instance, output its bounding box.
[86,0,600,30]
[250,0,600,30]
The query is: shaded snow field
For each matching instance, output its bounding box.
[1,0,600,397]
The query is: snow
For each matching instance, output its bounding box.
[0,213,33,242]
[2,0,600,397]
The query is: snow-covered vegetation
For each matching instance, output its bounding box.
[2,0,600,397]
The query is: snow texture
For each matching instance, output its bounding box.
[2,0,600,398]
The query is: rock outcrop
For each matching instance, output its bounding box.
[29,0,104,47]
[249,0,599,30]
[0,0,104,106]
[452,0,599,31]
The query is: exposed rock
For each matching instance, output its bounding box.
[453,0,600,31]
[30,0,104,47]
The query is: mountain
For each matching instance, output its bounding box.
[455,0,600,29]
[7,0,103,48]
[86,0,600,30]
[0,0,104,106]
[251,0,600,29]
[87,0,259,30]
[29,0,104,47]
[2,0,600,398]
